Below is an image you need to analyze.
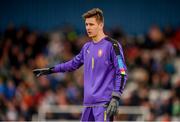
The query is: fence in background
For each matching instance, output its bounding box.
[33,105,149,121]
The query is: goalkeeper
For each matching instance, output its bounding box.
[33,8,128,121]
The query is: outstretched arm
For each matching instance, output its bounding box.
[53,49,84,73]
[33,47,84,77]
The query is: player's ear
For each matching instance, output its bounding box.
[99,22,104,28]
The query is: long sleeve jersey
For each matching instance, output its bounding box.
[53,37,128,106]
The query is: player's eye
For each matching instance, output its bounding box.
[89,23,94,26]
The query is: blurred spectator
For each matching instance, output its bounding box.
[4,80,16,100]
[170,27,180,55]
[142,25,165,49]
[5,101,18,121]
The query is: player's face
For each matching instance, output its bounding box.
[85,17,103,38]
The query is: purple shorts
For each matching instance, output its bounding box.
[81,106,113,121]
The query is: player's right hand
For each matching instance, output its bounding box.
[33,67,54,77]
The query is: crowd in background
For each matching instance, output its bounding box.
[0,23,180,121]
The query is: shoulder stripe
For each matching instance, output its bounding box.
[105,37,120,55]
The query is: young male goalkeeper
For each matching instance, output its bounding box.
[33,8,128,121]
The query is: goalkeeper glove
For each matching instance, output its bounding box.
[33,67,54,77]
[107,96,119,117]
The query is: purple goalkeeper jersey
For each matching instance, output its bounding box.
[53,37,127,106]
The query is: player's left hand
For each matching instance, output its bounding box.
[107,97,119,117]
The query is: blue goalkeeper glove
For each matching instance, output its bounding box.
[107,97,119,117]
[33,67,54,77]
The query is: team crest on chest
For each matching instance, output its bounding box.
[98,49,103,57]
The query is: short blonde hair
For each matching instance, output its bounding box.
[82,8,104,23]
